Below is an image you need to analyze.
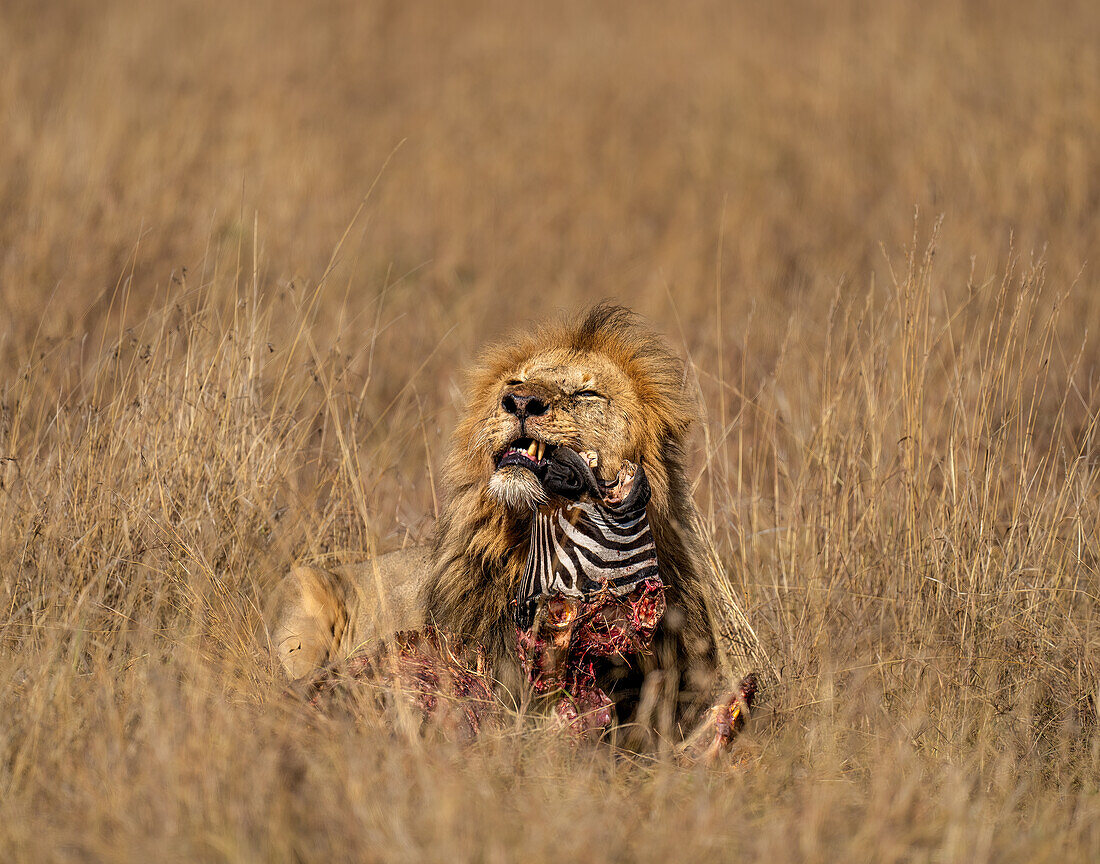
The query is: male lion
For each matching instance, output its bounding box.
[269,304,764,748]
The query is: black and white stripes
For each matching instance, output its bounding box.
[514,462,659,629]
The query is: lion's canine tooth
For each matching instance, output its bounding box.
[537,441,545,461]
[582,450,598,468]
[527,440,538,460]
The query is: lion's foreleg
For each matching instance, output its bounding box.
[678,672,758,764]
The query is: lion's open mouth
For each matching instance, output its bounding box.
[496,437,555,471]
[496,438,601,475]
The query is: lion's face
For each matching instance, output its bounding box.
[442,305,695,531]
[480,348,641,509]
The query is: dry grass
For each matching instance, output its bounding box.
[2,0,1099,860]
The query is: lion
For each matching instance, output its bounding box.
[269,303,762,748]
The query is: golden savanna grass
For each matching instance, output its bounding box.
[2,0,1099,860]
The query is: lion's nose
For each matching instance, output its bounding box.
[502,391,548,421]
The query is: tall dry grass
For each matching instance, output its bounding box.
[1,0,1099,860]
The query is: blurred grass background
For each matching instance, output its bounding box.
[1,0,1099,860]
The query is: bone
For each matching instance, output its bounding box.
[600,461,636,505]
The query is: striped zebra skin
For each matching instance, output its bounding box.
[514,463,659,629]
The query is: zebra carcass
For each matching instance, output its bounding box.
[513,449,667,736]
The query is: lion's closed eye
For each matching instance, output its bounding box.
[572,389,604,399]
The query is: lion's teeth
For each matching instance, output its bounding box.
[537,441,545,461]
[582,450,598,468]
[527,440,538,459]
